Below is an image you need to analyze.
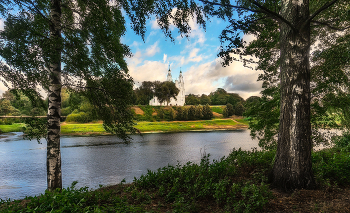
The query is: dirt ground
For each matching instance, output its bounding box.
[263,187,350,212]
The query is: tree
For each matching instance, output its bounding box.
[185,94,200,105]
[0,99,17,115]
[226,103,234,117]
[210,88,228,105]
[199,94,211,105]
[234,103,245,116]
[154,81,180,106]
[135,81,156,105]
[149,0,349,191]
[0,0,150,191]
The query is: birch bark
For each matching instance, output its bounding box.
[271,0,315,190]
[47,0,62,191]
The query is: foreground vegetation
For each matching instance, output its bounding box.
[1,139,350,212]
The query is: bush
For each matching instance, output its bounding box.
[66,112,91,123]
[187,106,196,120]
[223,106,228,118]
[195,105,203,119]
[313,148,350,186]
[135,149,274,212]
[0,182,143,212]
[202,104,213,120]
[333,131,350,151]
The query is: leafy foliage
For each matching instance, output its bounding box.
[135,149,274,212]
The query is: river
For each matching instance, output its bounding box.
[0,130,259,200]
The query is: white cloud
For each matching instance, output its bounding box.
[183,58,263,99]
[145,41,160,57]
[151,18,159,30]
[163,54,167,63]
[129,61,168,85]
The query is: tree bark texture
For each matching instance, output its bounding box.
[271,0,315,191]
[47,0,62,191]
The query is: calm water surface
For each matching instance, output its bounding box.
[0,130,259,200]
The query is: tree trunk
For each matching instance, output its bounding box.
[47,0,62,191]
[270,0,315,191]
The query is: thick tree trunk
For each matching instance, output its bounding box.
[271,0,315,191]
[47,0,62,191]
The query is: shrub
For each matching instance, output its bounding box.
[195,105,203,119]
[202,104,213,120]
[134,149,274,212]
[187,106,196,120]
[66,112,91,123]
[313,147,350,186]
[223,106,228,118]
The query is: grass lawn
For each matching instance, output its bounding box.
[61,123,106,135]
[60,119,246,135]
[1,119,248,136]
[0,123,25,133]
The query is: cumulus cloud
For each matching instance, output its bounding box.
[224,74,263,92]
[128,61,168,86]
[183,58,263,99]
[145,41,160,57]
[163,54,167,63]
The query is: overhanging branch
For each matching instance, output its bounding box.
[199,0,297,33]
[303,0,340,29]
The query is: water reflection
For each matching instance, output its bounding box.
[0,130,258,200]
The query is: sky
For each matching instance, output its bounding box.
[123,14,263,100]
[0,5,263,100]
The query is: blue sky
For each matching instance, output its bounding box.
[0,5,263,100]
[123,12,263,99]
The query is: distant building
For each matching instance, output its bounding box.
[149,66,185,106]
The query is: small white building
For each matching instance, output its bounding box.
[149,67,185,106]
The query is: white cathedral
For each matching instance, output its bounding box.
[149,66,185,106]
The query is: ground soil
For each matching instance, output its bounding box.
[263,187,350,212]
[132,106,144,115]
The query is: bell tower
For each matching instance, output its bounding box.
[167,65,172,82]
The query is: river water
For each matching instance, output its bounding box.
[0,130,259,200]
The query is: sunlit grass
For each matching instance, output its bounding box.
[0,123,25,133]
[135,119,241,132]
[61,123,106,135]
[0,119,246,135]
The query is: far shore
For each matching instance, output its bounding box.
[0,118,249,136]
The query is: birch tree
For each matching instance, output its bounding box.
[146,0,349,191]
[0,0,151,191]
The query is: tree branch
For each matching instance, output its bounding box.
[311,20,350,31]
[199,0,297,33]
[307,0,340,23]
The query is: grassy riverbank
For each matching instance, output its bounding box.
[0,123,25,133]
[0,118,248,136]
[60,119,248,135]
[1,146,350,212]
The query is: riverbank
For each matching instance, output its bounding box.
[0,118,249,135]
[1,146,350,212]
[61,118,248,135]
